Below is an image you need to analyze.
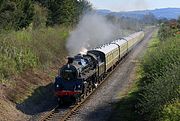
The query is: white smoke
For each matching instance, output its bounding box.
[66,13,119,56]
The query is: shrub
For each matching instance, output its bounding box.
[140,37,180,85]
[137,65,180,120]
[160,100,180,121]
[136,36,180,121]
[0,26,69,80]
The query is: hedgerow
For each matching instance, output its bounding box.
[160,100,180,121]
[136,35,180,121]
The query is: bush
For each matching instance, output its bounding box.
[0,54,16,79]
[0,33,38,79]
[137,65,180,120]
[0,26,69,80]
[140,37,180,85]
[160,100,180,121]
[136,36,180,121]
[158,23,178,41]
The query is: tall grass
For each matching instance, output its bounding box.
[0,26,69,81]
[160,100,180,121]
[136,35,180,121]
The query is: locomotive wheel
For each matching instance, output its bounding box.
[57,97,62,105]
[81,94,85,99]
[89,86,93,92]
[77,96,81,103]
[85,90,89,96]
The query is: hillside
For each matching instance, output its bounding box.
[96,8,180,19]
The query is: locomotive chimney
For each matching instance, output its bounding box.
[67,56,74,64]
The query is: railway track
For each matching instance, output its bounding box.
[39,53,128,121]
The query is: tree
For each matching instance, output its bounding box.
[142,13,157,25]
[77,0,92,15]
[47,0,77,26]
[0,0,17,30]
[177,16,180,30]
[0,0,92,29]
[32,4,47,29]
[158,23,176,41]
[15,0,34,29]
[46,0,92,26]
[0,0,34,30]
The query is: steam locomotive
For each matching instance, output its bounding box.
[54,31,144,103]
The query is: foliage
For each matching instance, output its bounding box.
[160,100,180,121]
[0,27,69,80]
[0,0,34,30]
[177,16,180,25]
[106,13,157,32]
[140,38,180,85]
[15,0,34,29]
[158,24,176,41]
[136,35,180,121]
[177,16,180,30]
[0,0,92,30]
[158,18,180,41]
[46,0,78,26]
[142,13,157,25]
[35,0,92,26]
[106,15,144,31]
[0,31,38,79]
[32,4,47,29]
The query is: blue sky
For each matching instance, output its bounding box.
[90,0,180,12]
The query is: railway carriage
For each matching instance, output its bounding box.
[111,38,128,59]
[89,43,119,72]
[127,31,144,50]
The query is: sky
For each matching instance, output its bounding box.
[90,0,180,12]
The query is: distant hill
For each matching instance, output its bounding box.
[96,8,180,19]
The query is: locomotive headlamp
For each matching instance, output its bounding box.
[56,84,59,88]
[78,85,81,88]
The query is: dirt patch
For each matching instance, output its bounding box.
[0,62,63,121]
[0,97,28,121]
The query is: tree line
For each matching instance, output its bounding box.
[106,13,158,32]
[158,17,180,41]
[0,0,92,30]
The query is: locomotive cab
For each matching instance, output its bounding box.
[60,64,78,81]
[54,57,84,99]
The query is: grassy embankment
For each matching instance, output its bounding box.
[110,30,180,121]
[0,26,69,103]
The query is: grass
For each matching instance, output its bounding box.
[147,29,159,51]
[0,26,69,82]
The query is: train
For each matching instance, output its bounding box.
[54,31,145,103]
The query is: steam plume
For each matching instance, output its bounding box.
[66,13,119,56]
